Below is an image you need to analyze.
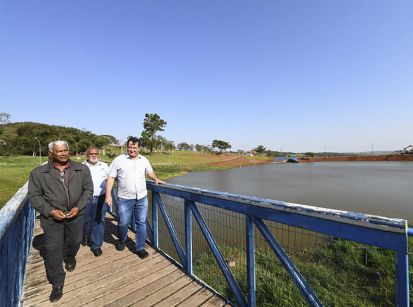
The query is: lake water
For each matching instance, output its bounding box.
[168,161,413,223]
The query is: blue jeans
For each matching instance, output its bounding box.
[117,196,148,251]
[83,194,107,249]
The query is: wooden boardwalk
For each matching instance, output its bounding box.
[22,216,228,306]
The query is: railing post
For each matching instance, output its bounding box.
[246,215,256,307]
[152,192,159,248]
[184,200,193,275]
[396,247,409,306]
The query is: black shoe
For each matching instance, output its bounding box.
[136,249,149,259]
[116,241,125,251]
[49,286,63,302]
[64,257,76,272]
[91,247,102,257]
[81,237,92,247]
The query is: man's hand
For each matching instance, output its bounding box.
[105,195,113,207]
[155,178,166,185]
[50,209,66,221]
[66,207,80,219]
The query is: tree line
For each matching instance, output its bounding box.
[0,112,234,156]
[0,119,115,156]
[138,113,231,154]
[2,111,324,157]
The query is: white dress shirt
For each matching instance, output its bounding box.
[108,154,153,200]
[83,160,109,197]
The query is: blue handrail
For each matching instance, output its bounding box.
[0,183,35,307]
[146,182,410,307]
[1,182,411,306]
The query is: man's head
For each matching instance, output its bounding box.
[86,146,100,165]
[48,140,70,164]
[126,137,141,158]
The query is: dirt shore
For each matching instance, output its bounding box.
[208,156,272,167]
[300,154,413,162]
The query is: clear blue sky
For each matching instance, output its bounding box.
[1,0,412,152]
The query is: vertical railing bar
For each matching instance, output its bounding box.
[253,217,323,307]
[152,192,159,248]
[184,199,193,274]
[189,201,247,307]
[153,192,186,265]
[146,218,154,244]
[246,215,256,307]
[396,250,410,307]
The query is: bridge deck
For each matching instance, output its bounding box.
[22,215,227,306]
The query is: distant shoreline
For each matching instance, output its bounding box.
[300,154,413,162]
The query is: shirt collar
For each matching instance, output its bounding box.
[53,160,71,170]
[85,160,101,167]
[126,154,141,159]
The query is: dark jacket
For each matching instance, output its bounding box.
[28,160,93,218]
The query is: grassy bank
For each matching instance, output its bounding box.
[0,152,271,207]
[195,239,413,306]
[0,156,48,207]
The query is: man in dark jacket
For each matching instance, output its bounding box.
[28,140,93,302]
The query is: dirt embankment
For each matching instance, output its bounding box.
[301,154,413,162]
[208,156,272,167]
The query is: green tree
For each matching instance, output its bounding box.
[177,142,192,151]
[254,145,266,154]
[140,113,167,153]
[155,135,175,152]
[0,122,113,155]
[212,139,231,154]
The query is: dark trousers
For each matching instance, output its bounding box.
[40,214,83,287]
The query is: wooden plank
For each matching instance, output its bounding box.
[105,268,187,306]
[83,263,179,306]
[53,257,171,306]
[22,215,225,307]
[130,276,193,306]
[201,294,228,307]
[23,246,157,303]
[154,282,204,306]
[24,249,136,299]
[175,287,216,307]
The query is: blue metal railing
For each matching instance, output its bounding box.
[0,183,35,307]
[0,182,411,306]
[146,182,411,307]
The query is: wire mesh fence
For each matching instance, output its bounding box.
[146,191,412,306]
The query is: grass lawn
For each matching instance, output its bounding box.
[0,152,271,208]
[0,156,48,207]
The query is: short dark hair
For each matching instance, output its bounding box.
[127,136,141,147]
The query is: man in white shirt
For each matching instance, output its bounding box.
[82,146,109,257]
[105,137,164,258]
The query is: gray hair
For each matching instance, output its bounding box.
[48,140,69,151]
[86,146,99,154]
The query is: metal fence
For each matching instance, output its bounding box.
[0,183,35,307]
[145,182,411,307]
[0,181,411,306]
